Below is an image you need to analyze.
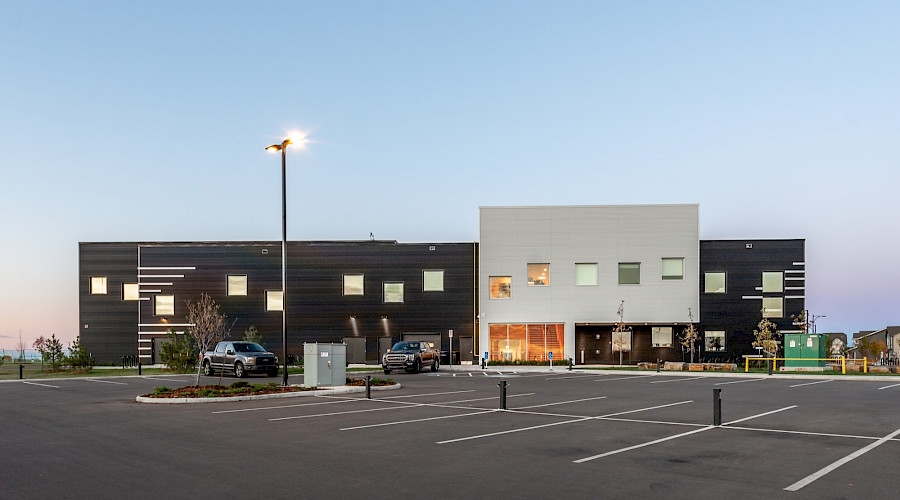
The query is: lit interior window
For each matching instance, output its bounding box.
[705,331,726,351]
[383,282,404,303]
[575,263,598,286]
[489,276,511,299]
[661,258,684,280]
[122,283,139,301]
[266,290,283,311]
[762,297,783,318]
[90,277,108,295]
[343,274,364,295]
[423,270,444,291]
[651,327,673,347]
[227,275,247,296]
[763,272,783,293]
[154,295,174,316]
[705,273,726,293]
[527,263,550,286]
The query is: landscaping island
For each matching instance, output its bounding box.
[137,377,399,403]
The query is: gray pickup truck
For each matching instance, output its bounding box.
[382,340,440,374]
[201,341,278,378]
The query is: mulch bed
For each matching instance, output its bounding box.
[142,377,395,398]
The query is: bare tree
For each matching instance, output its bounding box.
[186,293,228,386]
[611,301,631,366]
[681,308,699,363]
[16,329,27,362]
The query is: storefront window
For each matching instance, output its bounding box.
[489,323,564,362]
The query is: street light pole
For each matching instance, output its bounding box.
[266,137,301,386]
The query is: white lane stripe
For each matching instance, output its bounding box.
[468,373,473,377]
[789,380,834,388]
[22,381,60,389]
[650,377,702,384]
[784,428,900,491]
[877,383,900,390]
[341,409,499,431]
[547,375,603,380]
[575,405,795,463]
[724,425,895,442]
[270,394,533,421]
[596,375,655,382]
[84,378,128,385]
[714,378,766,386]
[438,400,693,445]
[515,396,607,410]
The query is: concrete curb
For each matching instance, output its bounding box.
[135,382,402,404]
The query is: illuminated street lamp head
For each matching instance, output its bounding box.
[266,134,305,153]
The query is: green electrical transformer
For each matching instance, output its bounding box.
[784,334,827,368]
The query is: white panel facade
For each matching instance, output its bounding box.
[479,204,700,361]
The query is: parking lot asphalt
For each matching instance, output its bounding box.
[2,369,899,499]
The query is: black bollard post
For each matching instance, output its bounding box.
[657,359,661,373]
[122,356,126,370]
[568,357,573,371]
[768,357,773,376]
[365,375,371,399]
[498,380,508,410]
[481,357,486,370]
[19,364,24,379]
[713,388,722,426]
[138,359,142,375]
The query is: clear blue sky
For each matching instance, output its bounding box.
[2,1,899,350]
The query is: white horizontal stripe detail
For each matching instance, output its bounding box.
[754,287,763,291]
[785,277,805,281]
[138,347,152,351]
[784,270,805,274]
[793,262,805,266]
[139,323,194,327]
[138,339,153,343]
[785,296,806,299]
[742,296,763,299]
[138,267,196,270]
[138,282,173,286]
[139,289,162,293]
[785,287,805,290]
[138,355,152,358]
[138,274,184,278]
[138,298,150,301]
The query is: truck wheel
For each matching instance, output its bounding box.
[234,362,245,378]
[412,360,421,374]
[383,369,391,374]
[431,358,439,372]
[202,360,212,376]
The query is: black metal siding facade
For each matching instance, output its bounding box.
[699,239,806,361]
[79,243,139,362]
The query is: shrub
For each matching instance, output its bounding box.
[153,386,171,395]
[68,336,94,373]
[242,325,265,348]
[230,381,250,389]
[159,329,197,372]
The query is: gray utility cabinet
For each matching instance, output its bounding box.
[303,343,346,387]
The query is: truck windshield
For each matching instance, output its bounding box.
[391,341,420,351]
[234,343,266,352]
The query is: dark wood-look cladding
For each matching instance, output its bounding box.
[699,239,806,362]
[81,241,477,363]
[575,325,687,364]
[79,243,139,362]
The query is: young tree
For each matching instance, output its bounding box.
[242,325,264,348]
[33,336,47,371]
[681,308,699,363]
[753,318,780,362]
[186,293,228,386]
[611,301,631,366]
[159,328,196,373]
[68,336,93,372]
[38,334,66,372]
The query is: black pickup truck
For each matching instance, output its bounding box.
[382,340,440,374]
[201,341,278,378]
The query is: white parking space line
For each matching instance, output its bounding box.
[269,393,534,422]
[649,377,703,384]
[789,380,834,388]
[714,378,766,386]
[438,400,693,445]
[574,405,796,463]
[877,383,900,390]
[83,378,128,385]
[22,381,60,389]
[143,376,189,383]
[546,375,602,380]
[515,396,607,410]
[341,409,499,431]
[595,375,654,382]
[379,390,476,399]
[784,427,900,491]
[213,398,359,414]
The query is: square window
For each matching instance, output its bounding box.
[122,283,139,301]
[343,274,364,296]
[705,272,726,293]
[763,272,783,293]
[90,277,108,295]
[383,282,404,303]
[154,295,174,316]
[227,275,247,296]
[489,276,511,299]
[651,327,673,347]
[527,263,550,286]
[705,331,726,352]
[575,263,598,286]
[661,258,684,280]
[618,263,640,285]
[423,270,444,291]
[762,297,783,318]
[266,290,283,311]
